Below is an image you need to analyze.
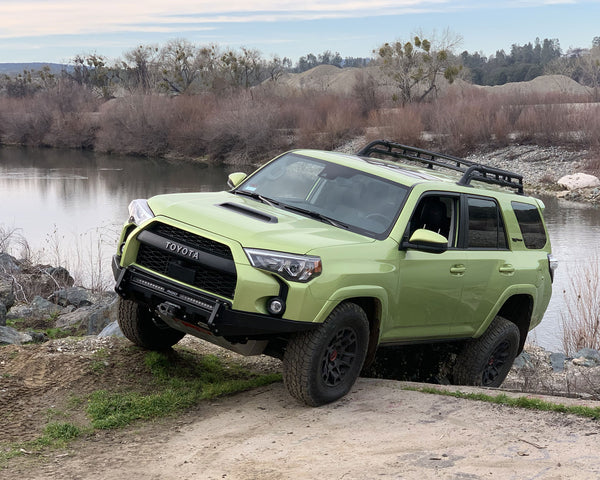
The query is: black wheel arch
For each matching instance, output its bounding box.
[496,294,533,354]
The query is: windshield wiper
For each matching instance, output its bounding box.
[232,190,279,207]
[280,204,349,229]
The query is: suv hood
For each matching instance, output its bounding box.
[148,192,374,254]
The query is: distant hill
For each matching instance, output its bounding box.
[0,63,68,75]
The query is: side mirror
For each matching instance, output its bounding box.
[401,228,448,254]
[227,172,247,189]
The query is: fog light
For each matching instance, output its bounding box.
[267,297,285,316]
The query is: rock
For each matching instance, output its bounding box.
[28,331,47,343]
[31,296,63,316]
[0,325,32,345]
[51,287,94,308]
[512,351,533,369]
[572,357,596,368]
[98,320,125,338]
[573,348,600,365]
[12,263,75,299]
[549,352,566,372]
[0,252,20,272]
[55,296,119,335]
[557,173,600,190]
[0,303,6,327]
[6,296,63,320]
[0,278,15,310]
[6,303,34,320]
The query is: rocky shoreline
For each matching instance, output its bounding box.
[2,250,599,400]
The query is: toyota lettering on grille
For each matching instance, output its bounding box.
[165,240,200,260]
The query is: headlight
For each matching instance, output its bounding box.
[244,248,322,282]
[128,199,155,225]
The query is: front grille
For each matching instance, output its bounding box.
[147,223,233,259]
[136,223,236,299]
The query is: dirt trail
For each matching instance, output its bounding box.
[8,379,600,480]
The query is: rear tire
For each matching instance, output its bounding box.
[117,298,185,350]
[452,316,519,387]
[283,302,369,407]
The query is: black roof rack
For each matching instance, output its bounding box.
[357,139,524,194]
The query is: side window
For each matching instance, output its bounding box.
[467,197,507,249]
[407,194,458,247]
[511,201,547,249]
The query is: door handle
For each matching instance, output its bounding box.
[499,264,515,274]
[450,264,466,275]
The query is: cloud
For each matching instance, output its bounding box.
[0,0,451,38]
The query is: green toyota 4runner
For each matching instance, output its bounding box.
[112,140,556,406]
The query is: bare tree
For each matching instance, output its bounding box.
[68,54,117,98]
[375,31,462,104]
[159,39,201,94]
[122,44,160,93]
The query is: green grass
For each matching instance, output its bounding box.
[5,317,71,340]
[87,351,281,429]
[406,386,600,420]
[0,348,281,466]
[0,422,84,463]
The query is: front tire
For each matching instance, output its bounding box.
[283,302,369,407]
[117,298,185,350]
[452,316,520,387]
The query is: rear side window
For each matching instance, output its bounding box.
[467,197,507,249]
[511,201,547,249]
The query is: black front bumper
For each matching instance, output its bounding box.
[113,255,317,339]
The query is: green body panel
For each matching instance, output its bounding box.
[117,148,554,348]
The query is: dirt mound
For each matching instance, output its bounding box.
[0,337,152,443]
[277,65,388,94]
[474,74,591,96]
[0,336,281,444]
[277,66,590,98]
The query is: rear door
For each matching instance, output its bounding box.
[452,195,515,336]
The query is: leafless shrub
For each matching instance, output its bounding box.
[428,90,500,154]
[562,255,600,355]
[585,155,600,176]
[0,96,53,146]
[368,105,425,147]
[515,104,568,145]
[96,95,176,156]
[0,225,23,253]
[296,94,364,150]
[352,70,381,117]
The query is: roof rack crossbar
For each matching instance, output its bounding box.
[357,140,524,194]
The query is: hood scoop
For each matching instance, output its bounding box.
[218,202,278,223]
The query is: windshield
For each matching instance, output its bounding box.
[234,153,409,237]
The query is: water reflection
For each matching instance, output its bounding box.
[1,146,232,226]
[1,147,599,351]
[532,195,600,351]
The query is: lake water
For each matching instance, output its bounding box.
[1,146,599,352]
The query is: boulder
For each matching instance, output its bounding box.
[557,173,600,190]
[12,264,74,299]
[98,320,125,338]
[0,278,15,310]
[51,286,94,308]
[6,295,63,321]
[549,352,566,372]
[0,252,20,273]
[55,296,119,335]
[573,348,600,365]
[0,325,32,345]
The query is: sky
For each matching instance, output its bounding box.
[0,0,598,65]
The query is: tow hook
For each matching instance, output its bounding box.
[157,301,181,318]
